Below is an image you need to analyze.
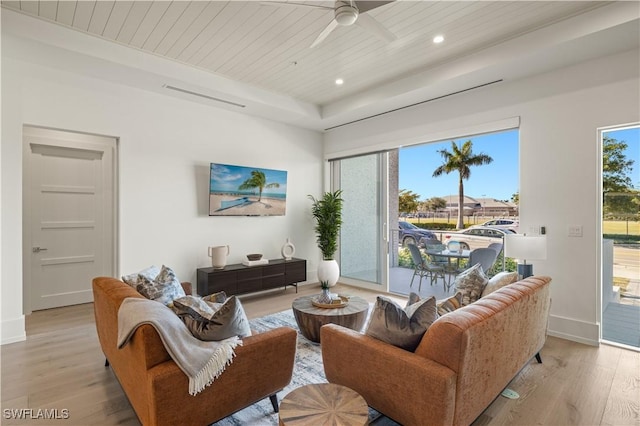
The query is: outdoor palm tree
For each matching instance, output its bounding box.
[238,170,279,202]
[433,140,493,229]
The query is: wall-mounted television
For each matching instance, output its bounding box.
[209,163,287,216]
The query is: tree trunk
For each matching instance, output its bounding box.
[457,176,464,230]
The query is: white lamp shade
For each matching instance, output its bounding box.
[504,234,547,261]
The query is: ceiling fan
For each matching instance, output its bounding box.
[265,1,397,48]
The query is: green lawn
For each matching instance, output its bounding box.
[406,218,639,236]
[603,220,640,235]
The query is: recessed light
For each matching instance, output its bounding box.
[433,35,444,44]
[335,78,344,85]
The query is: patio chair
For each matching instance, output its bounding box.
[407,243,445,292]
[488,242,503,255]
[467,248,499,276]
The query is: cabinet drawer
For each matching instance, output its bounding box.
[263,273,285,289]
[263,264,285,276]
[237,268,262,281]
[236,278,262,294]
[285,262,306,283]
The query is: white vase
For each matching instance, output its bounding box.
[281,238,296,260]
[208,245,229,269]
[317,259,340,287]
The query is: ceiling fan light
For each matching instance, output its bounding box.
[335,5,358,26]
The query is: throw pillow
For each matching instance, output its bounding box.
[121,265,160,288]
[181,296,252,341]
[136,265,186,306]
[173,292,227,320]
[482,271,519,297]
[365,295,437,352]
[406,292,421,307]
[436,292,463,316]
[453,263,489,306]
[203,291,228,304]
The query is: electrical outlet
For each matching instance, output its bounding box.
[568,225,583,237]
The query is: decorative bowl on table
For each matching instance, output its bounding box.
[246,253,263,261]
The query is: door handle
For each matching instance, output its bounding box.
[32,247,48,253]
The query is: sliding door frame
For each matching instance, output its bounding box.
[330,152,390,292]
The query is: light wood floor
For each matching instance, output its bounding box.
[1,282,638,425]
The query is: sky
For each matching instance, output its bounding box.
[605,127,640,189]
[399,126,640,203]
[399,129,519,202]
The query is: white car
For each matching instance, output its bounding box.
[441,226,516,251]
[478,219,519,232]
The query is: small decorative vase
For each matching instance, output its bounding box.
[208,245,230,269]
[316,287,332,304]
[281,238,296,260]
[317,259,339,287]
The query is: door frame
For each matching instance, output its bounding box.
[597,122,639,348]
[330,152,390,293]
[22,125,119,314]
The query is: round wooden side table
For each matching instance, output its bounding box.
[279,383,368,426]
[291,295,369,343]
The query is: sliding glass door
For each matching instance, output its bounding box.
[332,153,388,290]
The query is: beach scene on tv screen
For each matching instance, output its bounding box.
[209,163,287,216]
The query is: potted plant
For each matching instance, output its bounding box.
[308,190,343,287]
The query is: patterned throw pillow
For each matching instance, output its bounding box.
[181,296,252,341]
[136,265,186,306]
[173,292,228,320]
[406,292,421,307]
[453,263,489,306]
[121,265,160,288]
[482,271,519,297]
[436,292,463,316]
[365,295,437,351]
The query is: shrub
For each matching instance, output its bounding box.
[398,247,416,268]
[603,234,640,244]
[411,222,458,231]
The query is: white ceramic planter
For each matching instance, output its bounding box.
[317,259,340,287]
[208,245,229,269]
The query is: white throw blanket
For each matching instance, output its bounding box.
[117,297,241,396]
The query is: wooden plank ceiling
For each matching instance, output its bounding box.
[1,1,609,106]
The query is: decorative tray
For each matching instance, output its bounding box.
[312,295,349,309]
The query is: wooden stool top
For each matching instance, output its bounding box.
[279,383,368,426]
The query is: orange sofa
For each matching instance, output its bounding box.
[93,277,297,426]
[321,276,552,426]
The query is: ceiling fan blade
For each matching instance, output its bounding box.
[310,19,339,48]
[354,0,394,14]
[260,1,334,10]
[355,13,397,43]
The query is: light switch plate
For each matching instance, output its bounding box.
[568,225,583,237]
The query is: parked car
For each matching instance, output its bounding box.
[476,218,519,232]
[441,226,516,251]
[398,221,436,247]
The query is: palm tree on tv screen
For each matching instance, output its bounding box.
[238,170,279,202]
[433,140,493,230]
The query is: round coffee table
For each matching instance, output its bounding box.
[292,295,369,343]
[279,383,368,426]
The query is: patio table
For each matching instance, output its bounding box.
[424,248,471,291]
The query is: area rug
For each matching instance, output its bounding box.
[211,309,399,425]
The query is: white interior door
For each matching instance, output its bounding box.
[24,127,116,311]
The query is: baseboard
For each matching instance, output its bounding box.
[1,315,26,345]
[548,314,600,346]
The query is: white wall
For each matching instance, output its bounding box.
[325,49,640,345]
[1,49,323,344]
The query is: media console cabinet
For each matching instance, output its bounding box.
[197,258,306,297]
